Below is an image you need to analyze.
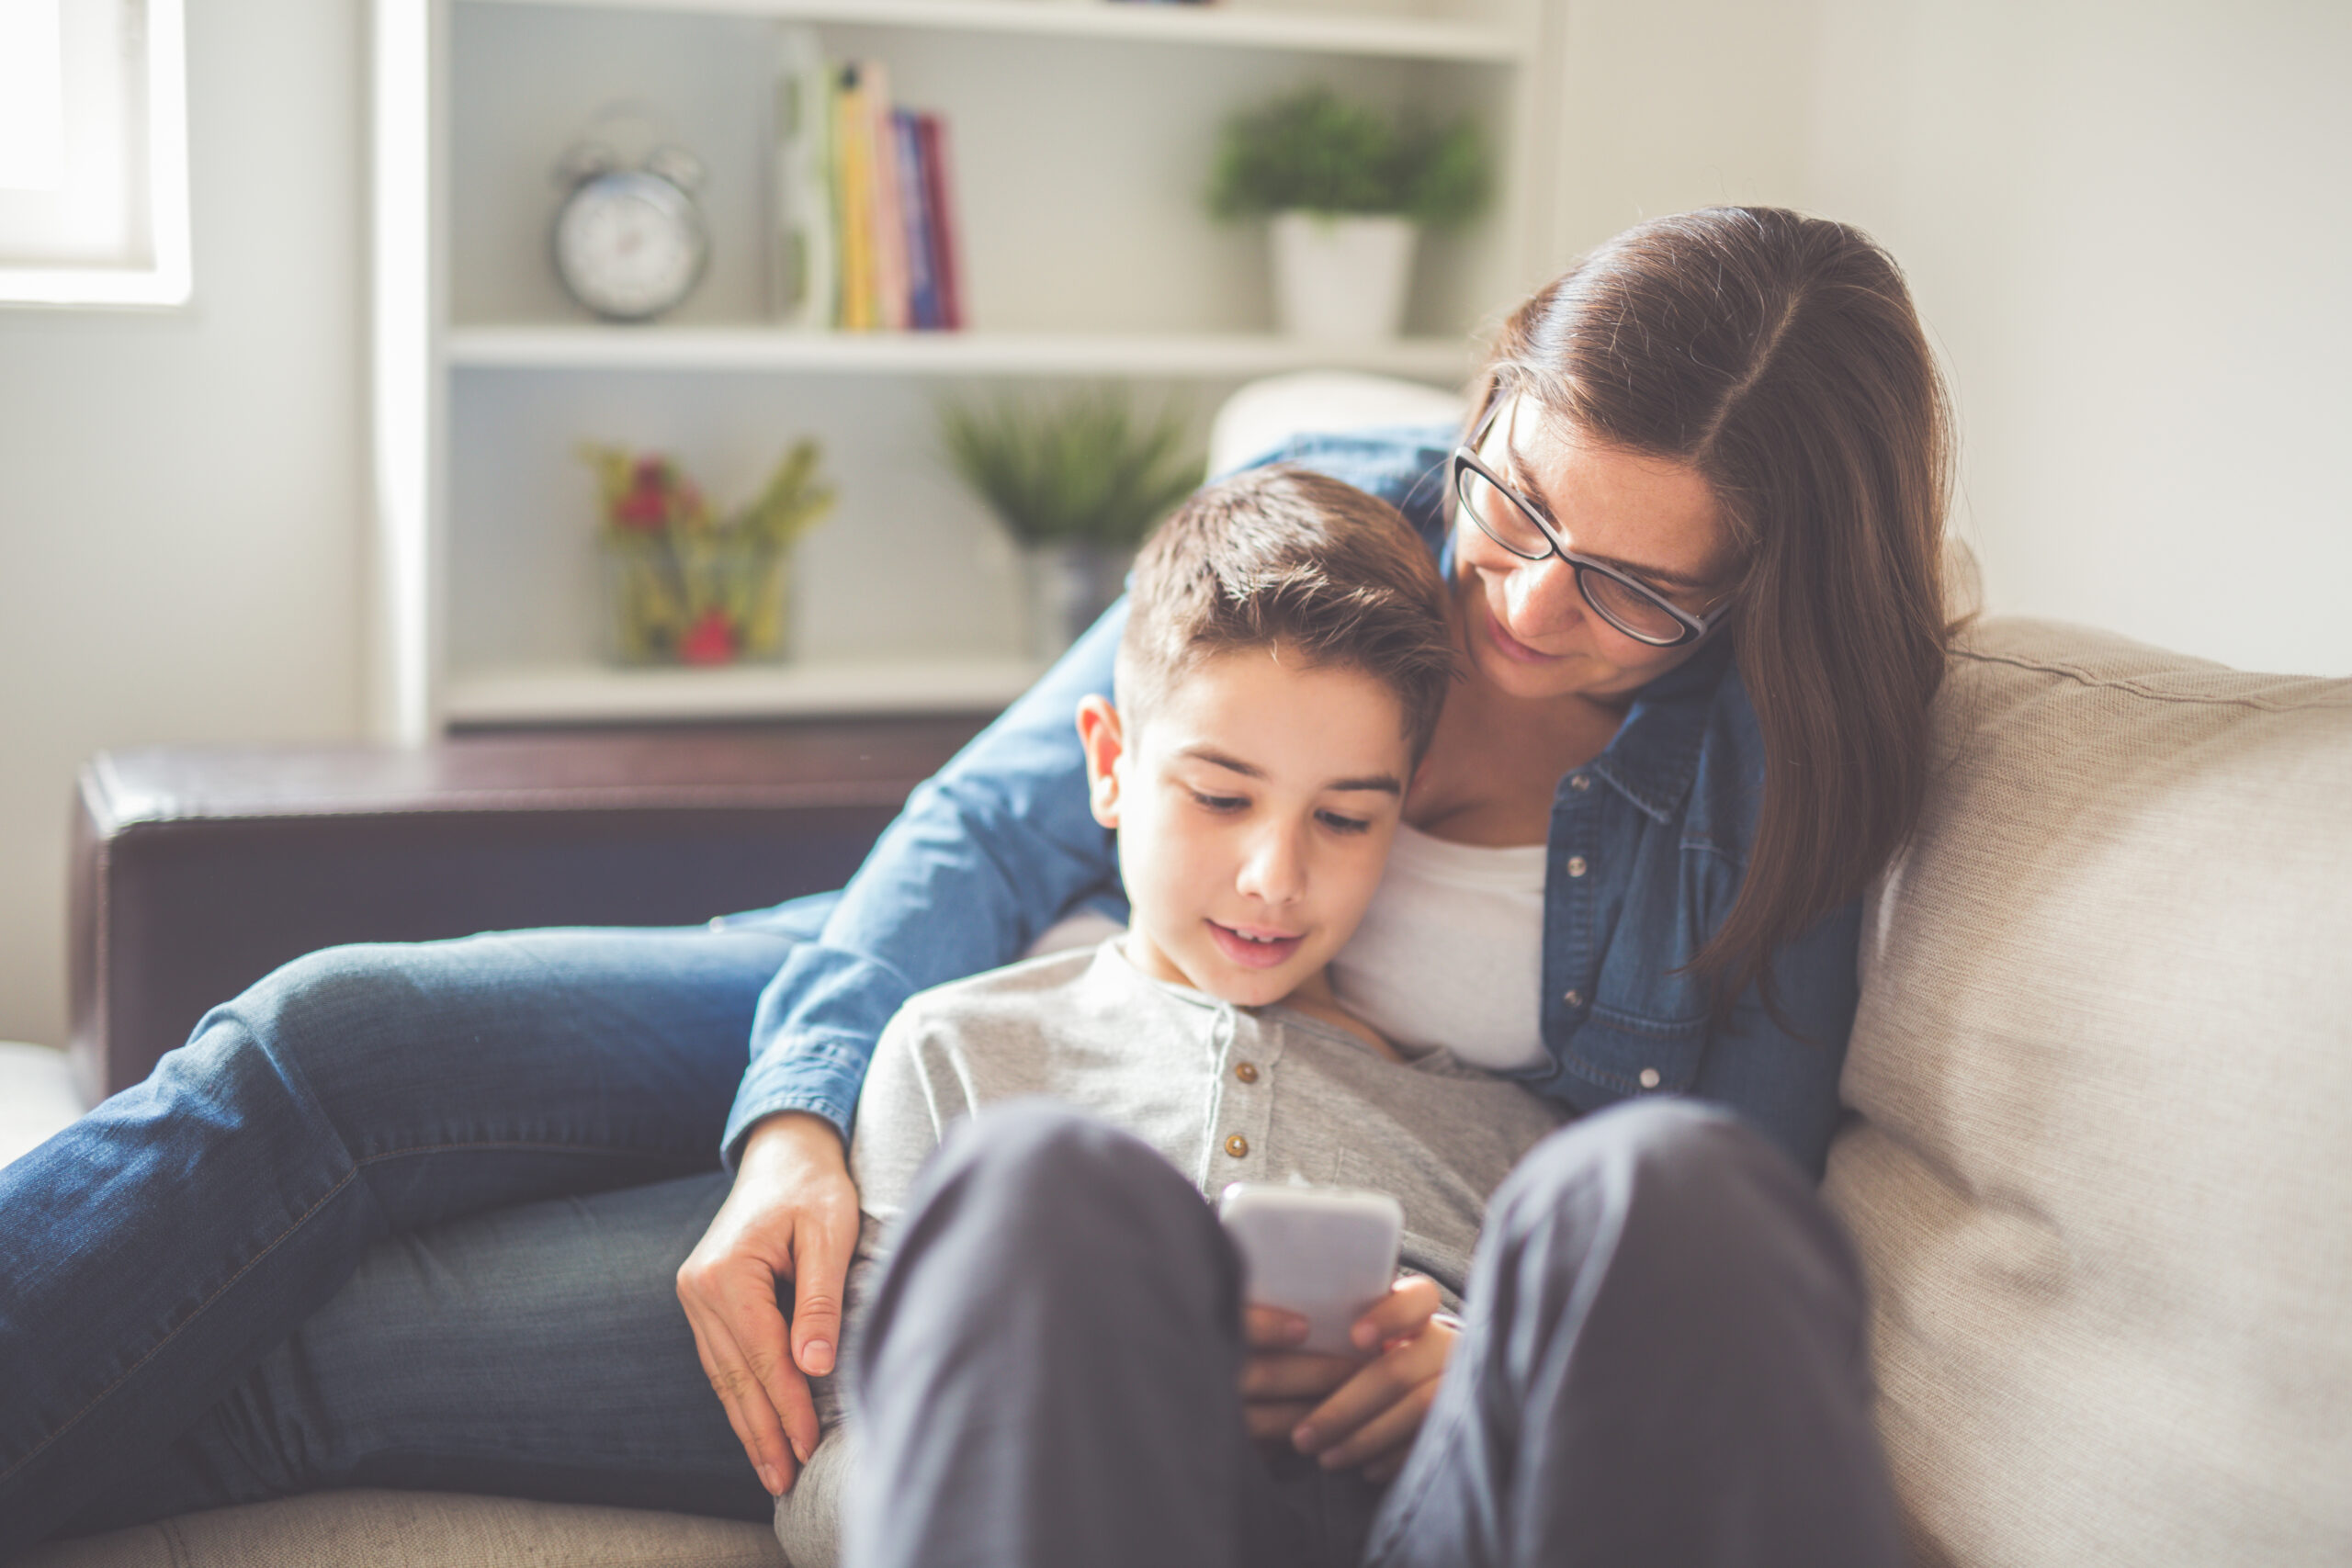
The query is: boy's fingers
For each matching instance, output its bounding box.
[1294,1326,1454,1455]
[1241,1398,1319,1441]
[1242,1304,1310,1350]
[1238,1349,1356,1400]
[1350,1275,1442,1350]
[1317,1381,1438,1471]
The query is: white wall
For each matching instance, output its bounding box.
[1807,0,2352,677]
[1544,0,2352,678]
[0,0,365,1049]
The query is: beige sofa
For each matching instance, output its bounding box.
[18,381,2350,1566]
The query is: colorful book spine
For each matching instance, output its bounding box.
[860,61,910,333]
[831,64,875,331]
[916,112,965,332]
[894,109,941,331]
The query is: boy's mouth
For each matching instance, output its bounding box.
[1206,920,1304,970]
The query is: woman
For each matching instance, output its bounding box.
[0,207,1951,1559]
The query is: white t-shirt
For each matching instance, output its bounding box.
[1029,823,1550,1074]
[1327,822,1549,1072]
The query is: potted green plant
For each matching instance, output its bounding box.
[1209,87,1489,343]
[939,387,1205,659]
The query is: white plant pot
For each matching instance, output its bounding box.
[1268,211,1419,344]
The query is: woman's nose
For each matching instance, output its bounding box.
[1500,553,1588,637]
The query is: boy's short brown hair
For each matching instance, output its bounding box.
[1118,465,1458,761]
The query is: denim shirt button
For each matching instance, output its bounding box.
[1563,989,1584,1008]
[1565,855,1589,877]
[1568,773,1592,792]
[1638,1067,1662,1089]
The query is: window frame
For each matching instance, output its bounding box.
[0,0,191,309]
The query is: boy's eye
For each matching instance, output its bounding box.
[1188,790,1248,814]
[1317,810,1372,835]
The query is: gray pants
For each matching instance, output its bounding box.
[844,1098,1902,1568]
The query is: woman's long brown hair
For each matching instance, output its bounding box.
[1476,207,1955,1027]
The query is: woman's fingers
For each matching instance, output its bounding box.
[677,1262,799,1495]
[677,1111,859,1494]
[1349,1274,1442,1352]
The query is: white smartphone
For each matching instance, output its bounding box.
[1218,1182,1404,1357]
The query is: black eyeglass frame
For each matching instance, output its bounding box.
[1446,400,1735,649]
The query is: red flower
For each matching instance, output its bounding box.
[678,608,737,665]
[613,489,668,529]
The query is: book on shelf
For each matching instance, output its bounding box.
[772,28,966,334]
[916,111,964,331]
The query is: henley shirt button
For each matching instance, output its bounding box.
[1562,989,1584,1008]
[1225,1134,1250,1158]
[1565,855,1589,877]
[1234,1061,1259,1084]
[1568,773,1592,792]
[1638,1067,1662,1089]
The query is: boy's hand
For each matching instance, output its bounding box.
[676,1111,861,1497]
[1238,1276,1456,1484]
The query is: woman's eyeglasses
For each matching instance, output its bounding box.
[1447,401,1733,649]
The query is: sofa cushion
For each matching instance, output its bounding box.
[1824,617,2352,1566]
[18,1490,786,1568]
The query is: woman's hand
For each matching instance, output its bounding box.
[1238,1276,1457,1484]
[676,1111,862,1497]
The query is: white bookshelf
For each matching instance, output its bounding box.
[373,0,1564,738]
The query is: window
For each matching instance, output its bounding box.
[0,0,189,306]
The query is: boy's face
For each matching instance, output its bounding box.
[1076,647,1413,1010]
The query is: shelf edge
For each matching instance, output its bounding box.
[445,326,1478,379]
[444,658,1047,724]
[464,0,1530,63]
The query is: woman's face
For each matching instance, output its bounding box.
[1452,396,1738,706]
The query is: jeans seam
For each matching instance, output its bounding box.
[1360,1371,1472,1566]
[0,1136,682,1487]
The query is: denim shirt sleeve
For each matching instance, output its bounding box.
[721,604,1125,1162]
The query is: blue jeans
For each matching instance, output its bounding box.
[0,915,815,1553]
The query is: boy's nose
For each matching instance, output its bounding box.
[1236,824,1306,906]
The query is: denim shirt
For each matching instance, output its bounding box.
[723,428,1862,1180]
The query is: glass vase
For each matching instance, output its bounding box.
[601,532,795,667]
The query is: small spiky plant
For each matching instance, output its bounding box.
[938,387,1204,549]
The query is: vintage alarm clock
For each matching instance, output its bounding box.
[551,138,709,322]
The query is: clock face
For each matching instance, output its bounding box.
[553,170,708,321]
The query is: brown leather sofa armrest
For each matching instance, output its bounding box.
[68,718,984,1106]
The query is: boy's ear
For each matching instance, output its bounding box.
[1074,694,1126,829]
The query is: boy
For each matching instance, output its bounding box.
[774,464,1566,1565]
